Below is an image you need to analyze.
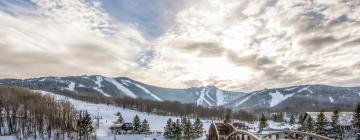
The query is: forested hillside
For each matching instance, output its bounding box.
[0,86,94,139]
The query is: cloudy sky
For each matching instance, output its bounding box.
[0,0,359,91]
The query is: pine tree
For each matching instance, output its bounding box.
[110,112,125,134]
[173,119,182,139]
[299,114,304,124]
[279,112,284,122]
[132,115,141,134]
[272,114,279,122]
[331,110,341,139]
[316,111,326,135]
[192,116,204,138]
[353,102,360,140]
[224,114,231,124]
[141,119,150,134]
[300,120,306,131]
[164,118,174,138]
[116,112,124,124]
[181,116,187,132]
[289,114,295,125]
[306,115,314,132]
[183,119,192,138]
[258,113,268,130]
[299,114,306,131]
[77,111,94,139]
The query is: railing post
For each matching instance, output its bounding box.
[241,134,244,140]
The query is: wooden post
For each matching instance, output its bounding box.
[241,134,244,140]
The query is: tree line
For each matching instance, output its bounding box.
[257,102,360,139]
[110,112,151,135]
[163,116,204,139]
[53,89,257,121]
[0,86,94,140]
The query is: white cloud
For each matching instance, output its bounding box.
[0,0,147,78]
[143,0,360,90]
[1,0,360,91]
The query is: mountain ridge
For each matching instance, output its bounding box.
[1,75,360,112]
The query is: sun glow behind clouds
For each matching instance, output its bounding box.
[187,58,252,82]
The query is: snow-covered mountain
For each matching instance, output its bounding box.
[0,75,244,107]
[225,85,360,112]
[1,76,360,112]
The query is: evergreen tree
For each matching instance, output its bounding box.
[279,112,284,122]
[272,114,279,122]
[183,119,192,138]
[224,114,231,124]
[299,114,306,131]
[141,119,150,134]
[331,110,341,139]
[192,116,204,138]
[115,112,124,124]
[258,113,268,130]
[132,115,141,134]
[306,115,314,132]
[77,111,94,139]
[173,119,182,139]
[164,118,174,138]
[316,112,326,135]
[353,102,360,140]
[299,114,304,124]
[300,120,306,131]
[181,116,187,132]
[110,112,124,134]
[289,114,295,125]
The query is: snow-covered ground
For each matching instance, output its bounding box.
[104,78,138,98]
[268,91,295,107]
[37,91,212,139]
[0,90,305,140]
[247,120,300,135]
[0,136,16,140]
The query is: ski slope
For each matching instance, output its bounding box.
[93,76,110,97]
[131,82,163,101]
[268,91,295,107]
[65,81,75,92]
[104,78,138,98]
[37,91,211,139]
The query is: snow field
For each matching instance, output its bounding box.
[37,91,212,138]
